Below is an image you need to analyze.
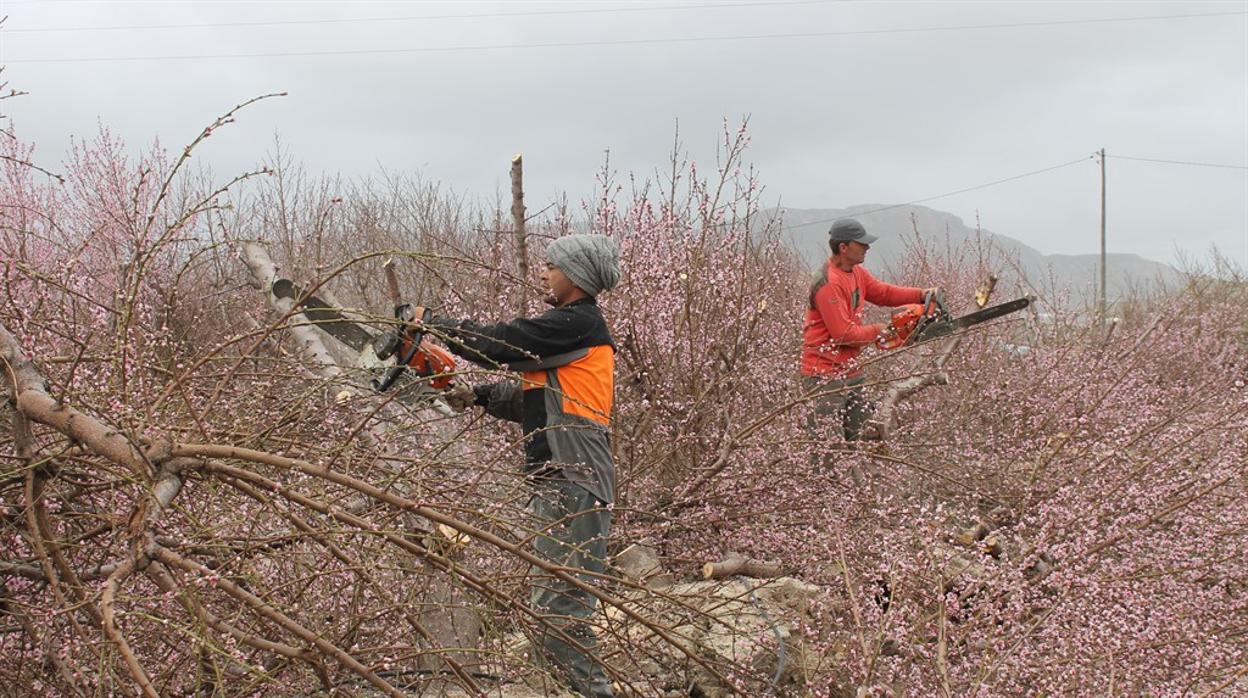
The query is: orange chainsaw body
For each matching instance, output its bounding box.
[878,303,926,350]
[399,337,457,390]
[878,292,947,350]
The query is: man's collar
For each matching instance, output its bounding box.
[828,258,856,273]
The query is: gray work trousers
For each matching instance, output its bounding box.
[529,475,614,697]
[802,374,872,443]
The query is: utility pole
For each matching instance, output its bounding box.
[1098,148,1107,327]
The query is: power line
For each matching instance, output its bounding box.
[781,156,1095,232]
[4,10,1243,65]
[2,0,841,33]
[1106,154,1248,171]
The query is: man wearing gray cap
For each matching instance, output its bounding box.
[417,233,620,697]
[801,218,937,443]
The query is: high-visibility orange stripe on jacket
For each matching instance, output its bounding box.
[521,344,613,424]
[429,298,617,504]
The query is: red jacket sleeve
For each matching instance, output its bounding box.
[813,279,880,347]
[860,267,924,307]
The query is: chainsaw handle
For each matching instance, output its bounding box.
[372,340,421,392]
[371,306,433,393]
[923,287,947,315]
[372,363,407,393]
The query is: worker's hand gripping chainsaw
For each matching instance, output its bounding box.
[370,304,457,393]
[877,289,1031,350]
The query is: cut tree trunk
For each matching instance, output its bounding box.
[702,553,787,580]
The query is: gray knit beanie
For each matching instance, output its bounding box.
[545,234,621,297]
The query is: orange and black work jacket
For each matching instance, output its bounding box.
[428,299,616,504]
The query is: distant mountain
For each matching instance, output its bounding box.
[770,204,1181,307]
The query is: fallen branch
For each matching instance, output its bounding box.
[702,553,787,580]
[185,445,739,688]
[869,275,998,440]
[152,546,407,698]
[239,242,340,378]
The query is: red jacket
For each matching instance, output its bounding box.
[801,261,923,378]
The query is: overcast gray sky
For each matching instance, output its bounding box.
[2,0,1245,266]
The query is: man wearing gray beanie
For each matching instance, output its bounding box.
[544,233,621,301]
[418,233,620,697]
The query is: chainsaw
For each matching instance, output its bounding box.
[369,302,456,393]
[271,278,456,395]
[877,289,1032,350]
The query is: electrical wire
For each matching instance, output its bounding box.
[1106,154,1248,171]
[2,0,842,34]
[781,155,1095,231]
[4,10,1244,64]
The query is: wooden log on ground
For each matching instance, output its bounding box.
[702,552,787,580]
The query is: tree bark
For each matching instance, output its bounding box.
[511,154,529,313]
[702,552,787,580]
[869,275,998,440]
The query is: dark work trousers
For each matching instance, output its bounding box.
[529,474,614,697]
[803,373,872,448]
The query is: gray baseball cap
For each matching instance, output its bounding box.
[828,218,878,245]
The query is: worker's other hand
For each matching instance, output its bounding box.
[443,383,476,413]
[874,323,897,345]
[411,306,428,324]
[923,287,943,299]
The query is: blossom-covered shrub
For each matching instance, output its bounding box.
[2,108,1244,697]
